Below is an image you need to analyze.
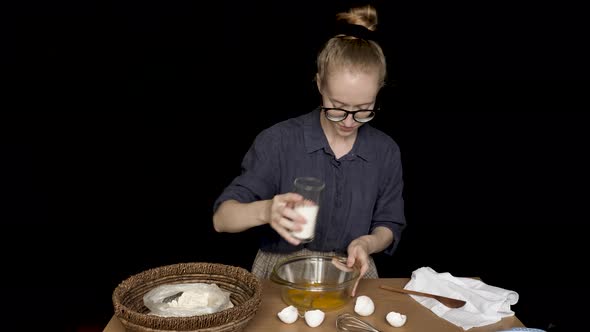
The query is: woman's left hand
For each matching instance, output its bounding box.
[346,236,371,297]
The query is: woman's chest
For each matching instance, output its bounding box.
[278,152,380,202]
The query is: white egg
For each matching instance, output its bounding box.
[277,305,298,324]
[304,309,325,327]
[386,311,407,327]
[354,295,375,316]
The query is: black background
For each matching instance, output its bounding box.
[2,1,589,331]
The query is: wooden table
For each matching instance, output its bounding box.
[104,278,525,332]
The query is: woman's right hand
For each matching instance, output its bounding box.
[268,193,306,245]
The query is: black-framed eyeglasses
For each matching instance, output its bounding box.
[320,106,378,123]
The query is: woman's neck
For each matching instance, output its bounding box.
[319,113,357,158]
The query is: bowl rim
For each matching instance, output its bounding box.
[269,254,360,291]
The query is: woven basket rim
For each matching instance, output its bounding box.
[112,262,262,331]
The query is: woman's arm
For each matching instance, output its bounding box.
[213,193,307,246]
[351,226,394,256]
[347,226,394,296]
[213,199,271,233]
[347,226,394,271]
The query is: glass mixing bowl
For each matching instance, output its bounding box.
[269,255,361,312]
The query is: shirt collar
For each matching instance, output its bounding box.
[349,128,373,161]
[303,108,325,153]
[303,108,373,162]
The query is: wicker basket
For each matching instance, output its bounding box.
[112,262,262,332]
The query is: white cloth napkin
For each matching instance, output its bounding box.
[404,267,519,330]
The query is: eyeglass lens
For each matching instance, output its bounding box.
[324,108,375,123]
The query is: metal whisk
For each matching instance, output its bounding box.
[336,313,381,332]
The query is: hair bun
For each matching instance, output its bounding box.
[336,4,378,31]
[334,21,376,41]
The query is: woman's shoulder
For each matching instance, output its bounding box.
[362,124,400,152]
[254,111,309,142]
[258,110,310,135]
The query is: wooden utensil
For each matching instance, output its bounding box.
[379,285,466,308]
[331,256,354,272]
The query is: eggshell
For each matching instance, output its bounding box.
[386,311,407,327]
[304,309,325,327]
[277,305,298,324]
[354,295,375,316]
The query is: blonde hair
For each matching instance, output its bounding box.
[317,4,386,88]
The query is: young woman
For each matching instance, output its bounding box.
[212,4,405,296]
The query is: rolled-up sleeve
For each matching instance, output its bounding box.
[213,129,280,213]
[370,144,406,255]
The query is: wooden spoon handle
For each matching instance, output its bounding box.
[379,285,460,301]
[380,285,466,308]
[380,285,439,298]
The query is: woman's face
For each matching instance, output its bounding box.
[318,69,380,137]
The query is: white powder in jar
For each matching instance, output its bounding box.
[291,205,319,240]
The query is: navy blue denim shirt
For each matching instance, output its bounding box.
[213,108,406,255]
